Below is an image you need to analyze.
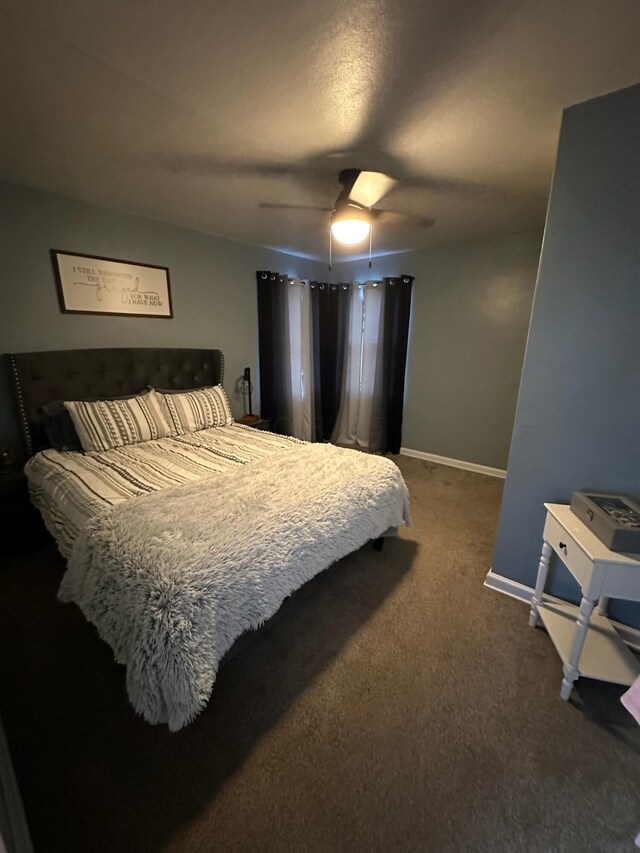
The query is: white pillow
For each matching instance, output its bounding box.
[64,389,175,453]
[157,385,234,434]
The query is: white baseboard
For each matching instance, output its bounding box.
[399,447,506,480]
[484,569,640,651]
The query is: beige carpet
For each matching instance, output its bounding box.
[1,456,639,852]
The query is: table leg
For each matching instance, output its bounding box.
[560,596,596,700]
[596,595,609,616]
[529,540,552,627]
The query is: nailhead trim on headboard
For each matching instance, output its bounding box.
[8,354,33,457]
[5,348,225,459]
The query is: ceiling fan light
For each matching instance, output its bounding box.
[330,205,371,245]
[331,218,371,245]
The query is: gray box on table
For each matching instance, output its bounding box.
[570,491,640,554]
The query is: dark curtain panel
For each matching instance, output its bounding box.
[310,281,351,440]
[309,281,323,439]
[382,275,414,454]
[257,270,413,451]
[256,270,290,435]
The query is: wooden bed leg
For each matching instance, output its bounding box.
[372,537,384,551]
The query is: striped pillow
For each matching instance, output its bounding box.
[64,390,175,453]
[157,385,233,434]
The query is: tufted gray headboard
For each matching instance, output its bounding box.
[5,347,224,457]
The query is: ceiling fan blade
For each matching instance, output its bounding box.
[156,154,310,179]
[348,171,398,208]
[259,203,333,212]
[374,209,435,228]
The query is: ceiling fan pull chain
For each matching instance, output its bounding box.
[329,229,333,271]
[368,225,373,269]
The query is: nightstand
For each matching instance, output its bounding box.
[241,418,270,431]
[0,468,42,549]
[530,503,640,699]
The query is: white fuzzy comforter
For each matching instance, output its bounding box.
[59,443,410,730]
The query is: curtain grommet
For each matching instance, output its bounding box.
[320,284,325,291]
[260,272,268,280]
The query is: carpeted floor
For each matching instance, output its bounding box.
[1,456,639,853]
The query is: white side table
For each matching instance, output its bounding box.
[530,503,640,700]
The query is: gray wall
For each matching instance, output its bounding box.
[0,180,541,472]
[492,83,640,629]
[0,181,327,453]
[337,230,542,470]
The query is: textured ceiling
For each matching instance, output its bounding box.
[1,0,640,260]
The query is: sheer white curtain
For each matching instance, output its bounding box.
[284,278,316,441]
[331,281,386,452]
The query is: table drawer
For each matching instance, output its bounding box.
[543,512,594,589]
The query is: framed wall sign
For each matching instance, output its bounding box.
[52,250,173,318]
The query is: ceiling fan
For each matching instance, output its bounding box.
[260,168,435,248]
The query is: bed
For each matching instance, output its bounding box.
[6,347,410,730]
